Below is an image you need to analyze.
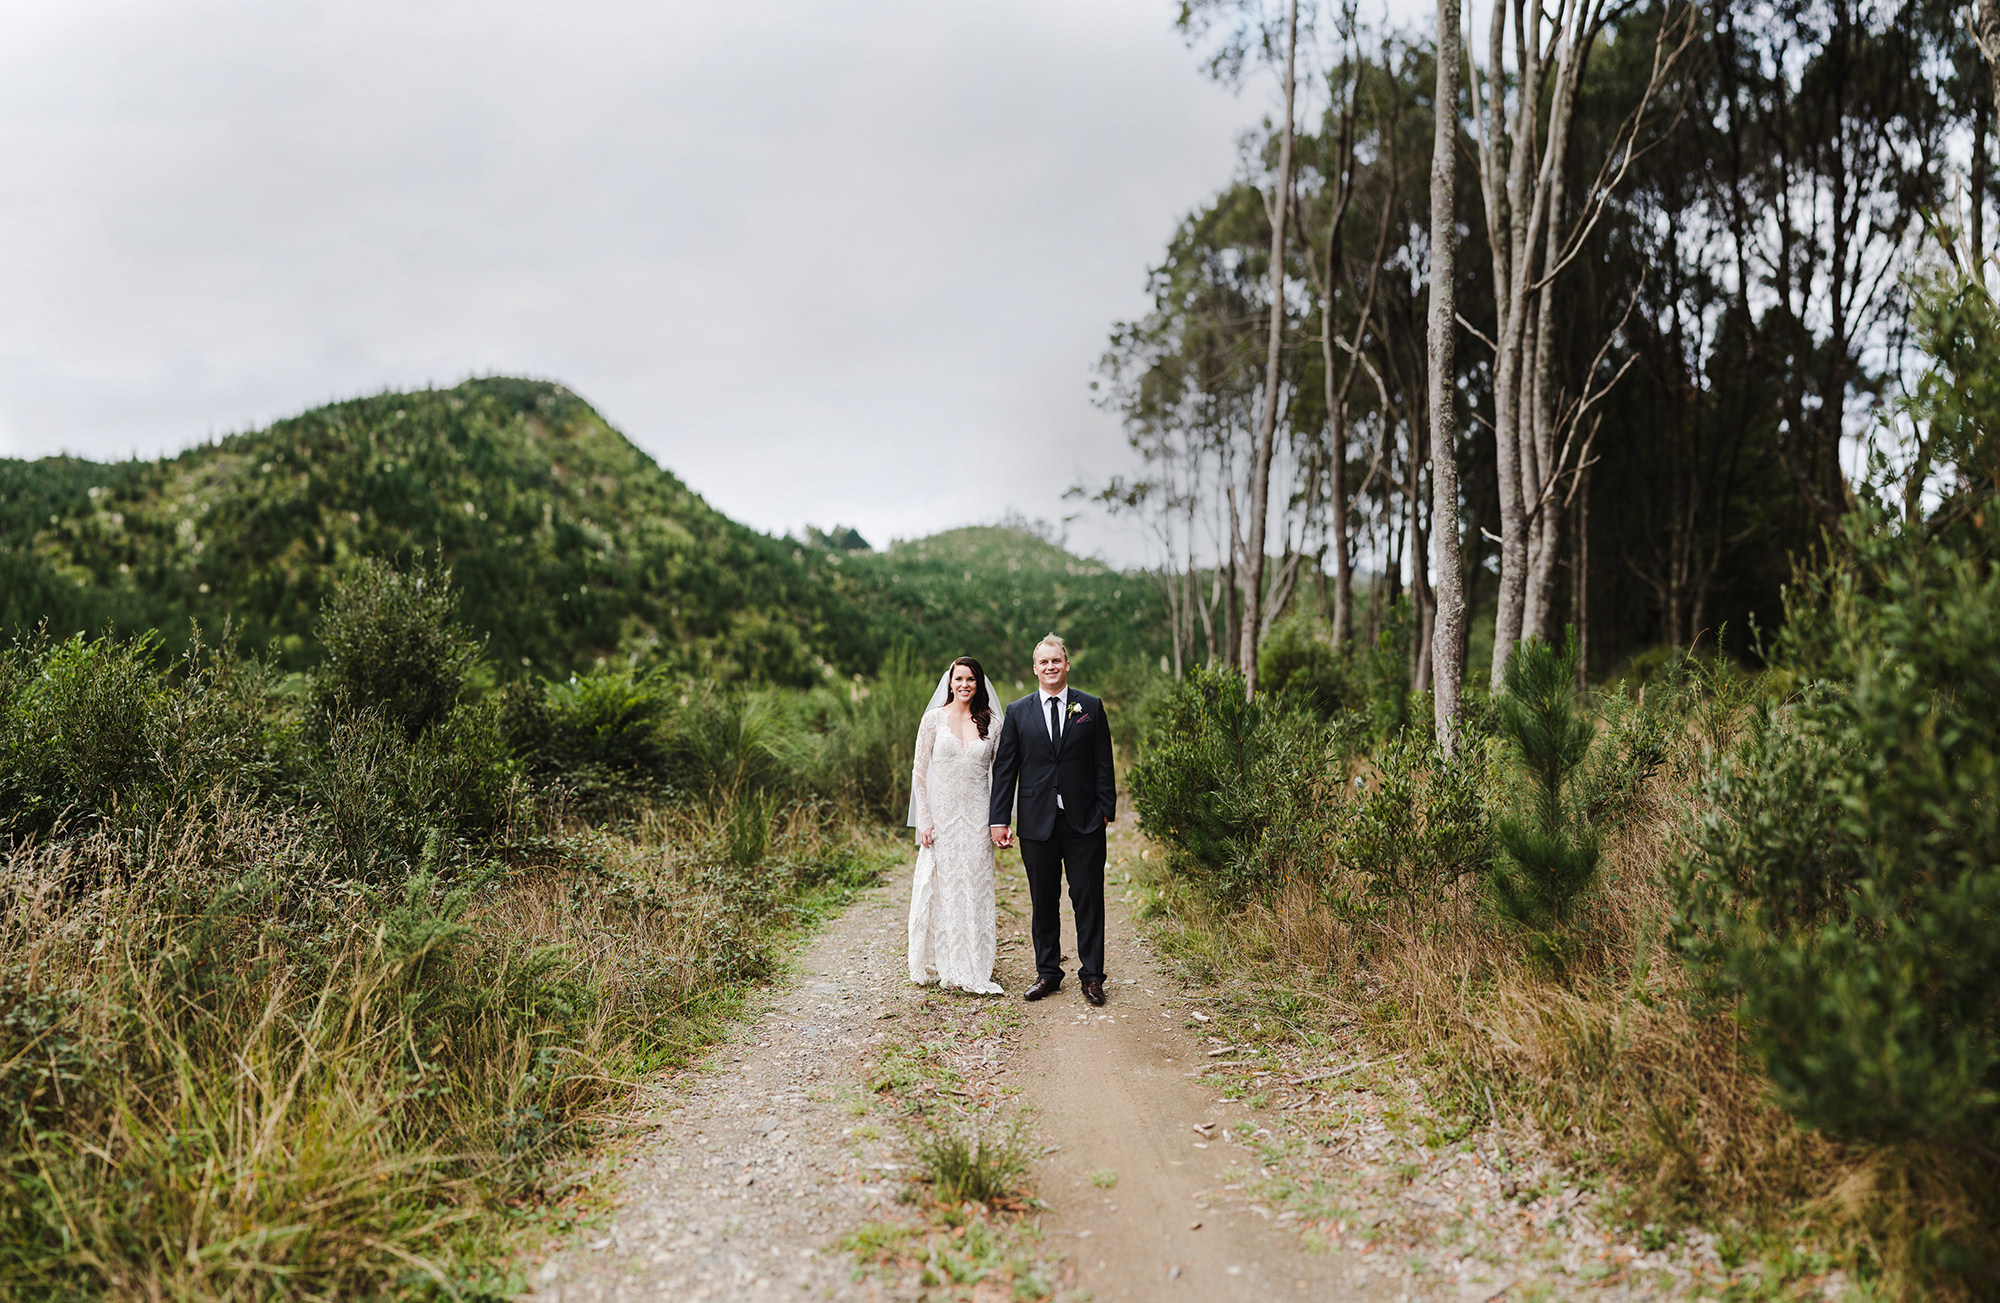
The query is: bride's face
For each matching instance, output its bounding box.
[950,666,977,703]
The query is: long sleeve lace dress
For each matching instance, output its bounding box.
[906,707,1003,994]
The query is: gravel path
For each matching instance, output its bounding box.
[525,834,1390,1302]
[527,887,918,1302]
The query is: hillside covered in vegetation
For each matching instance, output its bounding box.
[836,525,1167,683]
[0,379,1166,686]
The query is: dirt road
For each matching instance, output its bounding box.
[528,828,1389,1302]
[1001,832,1389,1302]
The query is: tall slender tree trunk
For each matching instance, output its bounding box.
[1467,0,1686,679]
[1409,418,1434,693]
[1522,131,1572,642]
[1329,404,1354,642]
[1428,0,1468,755]
[1239,0,1301,698]
[1980,0,2000,131]
[1982,0,2000,285]
[1478,0,1538,689]
[1975,90,1988,267]
[1216,551,1232,667]
[1574,460,1591,691]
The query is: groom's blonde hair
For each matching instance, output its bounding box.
[1034,633,1070,660]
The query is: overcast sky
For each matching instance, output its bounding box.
[0,0,1422,564]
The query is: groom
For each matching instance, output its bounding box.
[989,634,1116,1006]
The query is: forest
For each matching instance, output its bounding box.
[1093,0,1995,703]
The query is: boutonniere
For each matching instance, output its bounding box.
[1067,701,1088,724]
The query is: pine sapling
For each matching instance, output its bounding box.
[1490,634,1600,955]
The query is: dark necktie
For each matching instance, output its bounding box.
[1048,695,1060,746]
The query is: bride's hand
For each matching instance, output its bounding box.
[918,825,936,848]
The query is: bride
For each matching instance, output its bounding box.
[907,656,1005,995]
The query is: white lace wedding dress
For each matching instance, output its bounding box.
[907,707,1003,994]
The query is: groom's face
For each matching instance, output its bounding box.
[1034,644,1069,692]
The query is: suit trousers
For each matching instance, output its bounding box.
[1018,819,1106,984]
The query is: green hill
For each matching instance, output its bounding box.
[0,378,1167,685]
[834,526,1167,684]
[0,378,881,683]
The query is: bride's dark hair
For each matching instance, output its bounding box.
[949,656,994,739]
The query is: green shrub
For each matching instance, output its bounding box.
[0,630,162,837]
[809,646,933,823]
[500,665,674,813]
[1336,734,1491,923]
[1675,508,2000,1158]
[1488,635,1601,952]
[1897,259,2000,511]
[666,686,787,806]
[1128,665,1332,904]
[1258,612,1361,722]
[1361,598,1416,742]
[543,667,674,775]
[312,556,481,740]
[1577,679,1675,821]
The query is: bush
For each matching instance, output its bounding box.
[1258,612,1361,722]
[312,555,481,740]
[503,666,677,812]
[810,646,933,824]
[1361,598,1417,742]
[0,630,161,837]
[666,685,788,806]
[1488,634,1601,950]
[0,627,285,842]
[1335,733,1491,924]
[1675,508,2000,1161]
[1128,665,1333,905]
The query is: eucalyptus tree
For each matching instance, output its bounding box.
[1095,181,1273,671]
[1179,0,1305,695]
[1290,33,1429,649]
[1427,0,1468,751]
[1976,0,2000,179]
[1700,0,1959,537]
[1465,0,1697,686]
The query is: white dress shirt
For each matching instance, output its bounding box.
[1040,686,1069,807]
[1039,686,1069,741]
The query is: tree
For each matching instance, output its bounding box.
[1180,0,1304,696]
[1428,0,1467,751]
[1703,1,1958,537]
[1291,33,1426,650]
[1467,0,1696,687]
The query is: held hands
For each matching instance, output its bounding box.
[989,824,1013,849]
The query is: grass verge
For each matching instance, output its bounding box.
[1129,826,1866,1302]
[0,800,894,1302]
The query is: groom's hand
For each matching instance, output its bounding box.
[989,825,1012,849]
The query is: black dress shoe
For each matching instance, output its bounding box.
[1023,976,1062,1002]
[1082,979,1105,1007]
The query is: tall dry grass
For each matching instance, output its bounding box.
[1135,720,1985,1298]
[0,795,884,1301]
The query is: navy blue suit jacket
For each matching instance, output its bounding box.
[987,690,1116,842]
